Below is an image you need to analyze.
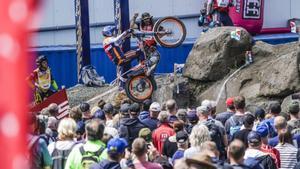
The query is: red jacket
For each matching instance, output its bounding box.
[152,123,175,154]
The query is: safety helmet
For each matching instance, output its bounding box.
[141,12,152,21]
[36,55,48,65]
[102,25,116,37]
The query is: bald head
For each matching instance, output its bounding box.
[228,140,245,163]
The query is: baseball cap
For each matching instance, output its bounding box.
[187,110,199,123]
[80,103,90,113]
[107,138,128,154]
[149,102,161,112]
[226,97,234,107]
[289,100,299,114]
[247,131,261,145]
[104,127,119,138]
[201,100,212,111]
[93,110,105,120]
[168,115,178,123]
[197,105,210,116]
[103,103,114,114]
[176,131,189,144]
[130,103,140,115]
[120,103,130,114]
[256,124,268,138]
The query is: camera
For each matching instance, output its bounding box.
[291,92,300,100]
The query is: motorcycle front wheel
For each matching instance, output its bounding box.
[153,16,187,48]
[125,75,155,103]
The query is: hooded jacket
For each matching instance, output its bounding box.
[118,118,146,147]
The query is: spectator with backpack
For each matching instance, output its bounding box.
[257,101,282,138]
[28,112,53,169]
[244,131,276,169]
[225,96,247,141]
[186,109,199,134]
[253,108,266,131]
[90,138,128,169]
[118,103,147,148]
[287,101,300,135]
[228,140,262,169]
[184,124,211,158]
[172,130,189,164]
[48,118,77,169]
[256,124,281,168]
[233,113,255,148]
[216,97,236,126]
[65,119,106,169]
[197,105,228,160]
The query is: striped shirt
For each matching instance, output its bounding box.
[275,143,299,169]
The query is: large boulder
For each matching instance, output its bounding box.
[190,41,300,113]
[184,27,252,81]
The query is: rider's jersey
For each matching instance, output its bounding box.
[141,24,157,47]
[103,37,125,66]
[28,68,53,91]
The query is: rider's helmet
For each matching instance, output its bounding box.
[36,55,48,67]
[141,12,152,21]
[102,25,116,37]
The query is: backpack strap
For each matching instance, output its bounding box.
[28,136,40,149]
[94,146,105,157]
[79,146,85,155]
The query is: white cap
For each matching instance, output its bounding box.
[104,127,119,138]
[201,99,212,111]
[149,102,161,112]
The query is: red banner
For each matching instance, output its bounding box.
[0,0,39,168]
[30,89,70,119]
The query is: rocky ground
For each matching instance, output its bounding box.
[67,27,300,114]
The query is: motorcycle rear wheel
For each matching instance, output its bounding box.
[125,75,155,103]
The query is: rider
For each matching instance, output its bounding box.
[27,55,58,104]
[102,26,144,90]
[206,0,234,26]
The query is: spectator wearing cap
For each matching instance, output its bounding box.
[172,131,189,164]
[184,124,210,158]
[253,108,266,130]
[132,138,163,169]
[268,116,300,148]
[152,111,176,154]
[257,101,282,138]
[166,99,178,116]
[162,120,185,159]
[80,102,92,120]
[141,102,160,131]
[225,96,247,140]
[113,103,130,129]
[118,103,147,148]
[139,99,152,121]
[93,109,106,121]
[90,138,128,169]
[103,103,114,127]
[256,124,281,168]
[201,99,217,119]
[103,127,119,144]
[216,97,236,126]
[287,100,300,135]
[197,105,228,159]
[275,130,300,169]
[138,128,160,162]
[186,109,199,134]
[232,113,255,147]
[174,152,217,169]
[244,131,277,169]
